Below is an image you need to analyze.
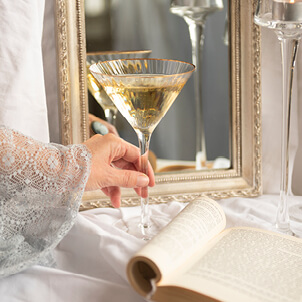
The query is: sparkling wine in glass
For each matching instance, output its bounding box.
[255,0,302,236]
[90,58,195,240]
[86,50,152,126]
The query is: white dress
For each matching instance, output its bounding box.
[0,0,49,143]
[0,1,92,278]
[0,127,91,277]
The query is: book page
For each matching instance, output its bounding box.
[162,227,302,302]
[127,197,226,296]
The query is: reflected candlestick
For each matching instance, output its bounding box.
[273,0,302,21]
[170,0,223,170]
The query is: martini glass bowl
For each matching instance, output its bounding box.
[89,58,195,240]
[86,50,152,125]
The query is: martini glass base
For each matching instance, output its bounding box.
[114,216,164,241]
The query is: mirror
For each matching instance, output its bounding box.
[85,0,230,173]
[55,0,262,209]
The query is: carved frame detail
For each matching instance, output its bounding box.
[55,0,89,145]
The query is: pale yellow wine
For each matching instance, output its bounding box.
[86,68,116,111]
[103,78,185,132]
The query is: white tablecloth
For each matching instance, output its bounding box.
[1,194,301,302]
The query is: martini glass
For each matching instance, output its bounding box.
[90,58,195,240]
[86,50,152,126]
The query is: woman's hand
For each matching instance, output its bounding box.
[82,134,155,208]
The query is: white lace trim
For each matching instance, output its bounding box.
[0,126,91,277]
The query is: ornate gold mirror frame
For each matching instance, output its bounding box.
[55,0,261,209]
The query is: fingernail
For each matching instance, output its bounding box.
[91,121,109,135]
[136,175,149,187]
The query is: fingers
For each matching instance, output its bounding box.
[104,135,155,185]
[83,133,156,207]
[105,122,119,136]
[113,157,155,187]
[111,137,141,163]
[102,187,121,208]
[106,166,150,189]
[103,186,147,208]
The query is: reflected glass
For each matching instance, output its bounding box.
[85,0,230,173]
[86,50,152,126]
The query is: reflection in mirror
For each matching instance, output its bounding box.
[58,0,261,208]
[85,0,230,174]
[170,0,224,170]
[86,50,152,126]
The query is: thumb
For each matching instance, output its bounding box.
[107,167,150,189]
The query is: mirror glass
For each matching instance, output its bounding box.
[55,0,261,208]
[85,0,230,174]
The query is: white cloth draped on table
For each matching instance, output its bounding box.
[1,196,301,302]
[1,1,302,302]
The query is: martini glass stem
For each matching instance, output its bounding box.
[275,35,300,235]
[136,131,152,238]
[186,18,207,169]
[104,108,118,126]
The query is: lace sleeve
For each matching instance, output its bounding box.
[0,126,91,277]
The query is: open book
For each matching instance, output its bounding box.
[127,197,302,302]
